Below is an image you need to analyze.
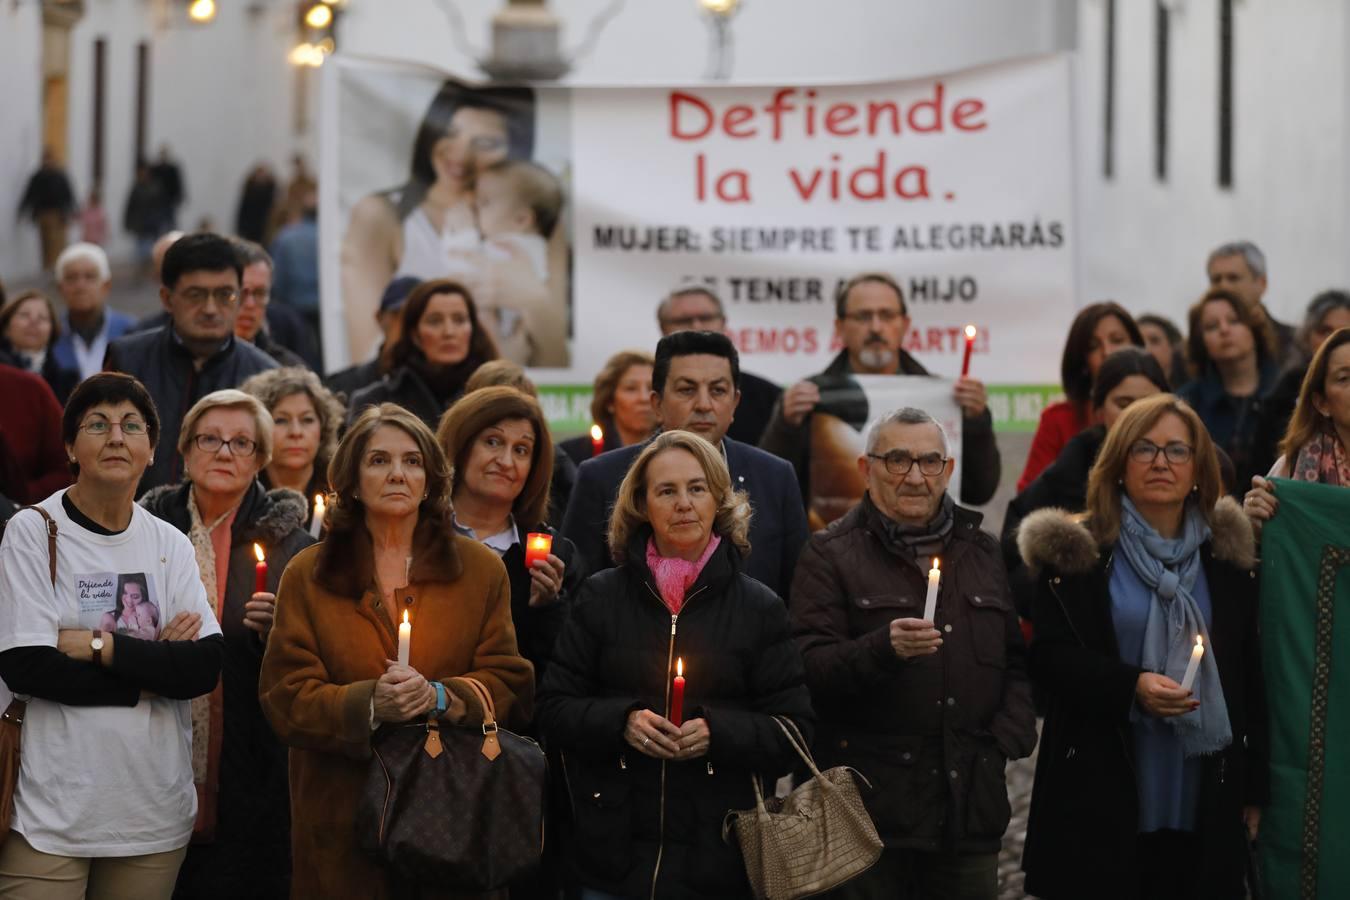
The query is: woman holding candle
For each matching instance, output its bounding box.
[347,278,499,429]
[0,374,224,898]
[436,385,583,692]
[241,366,346,534]
[1018,302,1145,491]
[537,430,814,899]
[1244,327,1350,532]
[558,349,656,465]
[259,402,533,899]
[139,389,313,900]
[1018,394,1267,899]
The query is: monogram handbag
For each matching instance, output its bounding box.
[723,717,883,900]
[0,507,58,843]
[357,676,547,891]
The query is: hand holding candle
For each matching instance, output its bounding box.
[309,494,326,539]
[960,325,977,377]
[923,557,941,623]
[397,610,412,667]
[524,532,553,570]
[670,657,685,727]
[590,424,605,457]
[1180,634,1204,692]
[253,543,267,593]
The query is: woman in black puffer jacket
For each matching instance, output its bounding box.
[537,431,814,900]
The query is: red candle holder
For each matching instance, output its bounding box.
[524,532,553,569]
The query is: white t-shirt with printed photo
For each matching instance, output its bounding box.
[0,489,222,857]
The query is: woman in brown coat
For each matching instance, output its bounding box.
[258,402,534,899]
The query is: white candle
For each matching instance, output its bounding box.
[309,494,326,539]
[397,610,412,667]
[923,558,941,623]
[1180,635,1204,692]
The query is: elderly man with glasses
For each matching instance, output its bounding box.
[760,272,1001,509]
[104,233,278,495]
[790,406,1035,900]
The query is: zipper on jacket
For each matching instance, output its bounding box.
[642,580,709,900]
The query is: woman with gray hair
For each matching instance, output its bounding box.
[140,388,314,900]
[240,365,346,530]
[537,430,814,899]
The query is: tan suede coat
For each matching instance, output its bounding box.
[258,520,534,900]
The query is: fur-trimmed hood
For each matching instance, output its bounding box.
[1017,495,1255,575]
[140,479,308,544]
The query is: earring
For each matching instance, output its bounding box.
[69,456,76,463]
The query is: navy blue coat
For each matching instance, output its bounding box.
[560,435,810,603]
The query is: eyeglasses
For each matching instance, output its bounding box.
[841,309,904,325]
[867,450,948,477]
[662,313,725,330]
[79,418,148,437]
[240,287,270,305]
[177,287,240,307]
[1128,440,1194,465]
[192,433,258,456]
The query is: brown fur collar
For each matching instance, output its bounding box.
[314,515,463,598]
[1018,496,1255,575]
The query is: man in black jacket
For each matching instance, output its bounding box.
[790,407,1035,899]
[656,285,781,446]
[761,272,1001,508]
[104,233,278,494]
[561,330,809,601]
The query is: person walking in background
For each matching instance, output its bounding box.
[235,163,278,245]
[151,145,186,230]
[79,185,109,246]
[269,191,321,337]
[791,407,1035,900]
[0,373,224,898]
[259,403,534,899]
[16,147,76,271]
[538,430,814,900]
[124,162,168,276]
[1018,394,1266,900]
[140,390,313,899]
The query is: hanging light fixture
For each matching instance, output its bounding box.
[697,0,741,80]
[188,0,217,23]
[434,0,626,82]
[304,3,333,28]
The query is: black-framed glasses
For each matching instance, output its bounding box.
[1129,440,1193,465]
[79,417,148,437]
[867,450,948,477]
[192,433,257,456]
[177,287,240,307]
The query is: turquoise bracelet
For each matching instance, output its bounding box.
[434,682,447,716]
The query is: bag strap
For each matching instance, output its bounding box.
[455,676,502,761]
[18,506,57,588]
[772,716,823,778]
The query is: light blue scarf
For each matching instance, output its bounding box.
[1118,496,1232,757]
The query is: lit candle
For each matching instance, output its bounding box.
[960,325,977,377]
[398,610,412,667]
[524,532,553,570]
[590,424,605,457]
[923,557,941,623]
[253,543,267,594]
[309,493,326,539]
[671,657,685,727]
[1180,634,1204,692]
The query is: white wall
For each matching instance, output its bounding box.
[337,0,1076,85]
[0,4,46,284]
[1074,0,1348,328]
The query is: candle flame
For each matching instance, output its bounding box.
[591,424,603,441]
[253,542,265,563]
[403,610,409,625]
[932,557,940,571]
[314,493,325,512]
[1196,634,1204,648]
[677,657,683,677]
[964,324,977,339]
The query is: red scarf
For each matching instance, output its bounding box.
[646,534,721,615]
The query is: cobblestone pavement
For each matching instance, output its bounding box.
[998,722,1040,900]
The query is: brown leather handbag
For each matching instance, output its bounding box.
[723,716,883,900]
[0,507,58,843]
[357,676,547,891]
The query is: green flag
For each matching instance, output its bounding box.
[1259,478,1350,899]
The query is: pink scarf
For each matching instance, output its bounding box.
[1292,429,1350,487]
[646,534,721,615]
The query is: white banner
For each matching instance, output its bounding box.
[322,54,1075,391]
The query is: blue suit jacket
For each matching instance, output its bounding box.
[52,309,135,376]
[560,435,810,602]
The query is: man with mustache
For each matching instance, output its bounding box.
[104,233,278,495]
[561,329,809,601]
[790,407,1035,900]
[761,272,1001,507]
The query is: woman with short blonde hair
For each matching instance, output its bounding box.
[538,428,811,899]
